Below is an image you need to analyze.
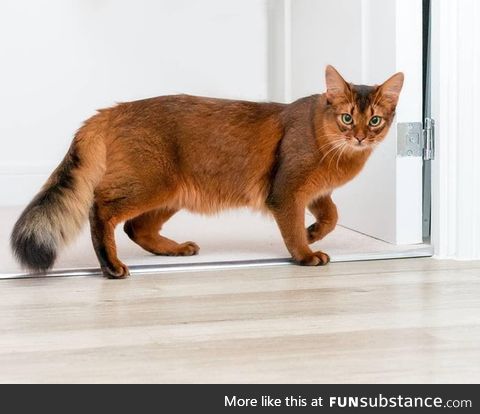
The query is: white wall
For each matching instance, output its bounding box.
[0,0,269,205]
[290,0,363,98]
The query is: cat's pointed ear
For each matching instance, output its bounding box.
[325,65,350,102]
[378,72,404,106]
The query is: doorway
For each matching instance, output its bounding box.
[0,0,432,279]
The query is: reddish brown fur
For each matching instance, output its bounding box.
[11,66,403,277]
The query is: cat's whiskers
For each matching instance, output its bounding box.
[316,142,342,157]
[319,144,343,165]
[318,138,344,153]
[319,140,346,165]
[327,141,347,170]
[317,136,344,144]
[317,137,343,151]
[335,143,349,171]
[316,132,344,141]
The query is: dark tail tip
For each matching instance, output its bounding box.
[10,219,56,273]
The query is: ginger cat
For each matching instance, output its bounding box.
[11,66,403,278]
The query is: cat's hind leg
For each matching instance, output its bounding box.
[124,208,200,256]
[90,201,131,279]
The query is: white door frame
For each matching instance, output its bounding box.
[430,0,480,259]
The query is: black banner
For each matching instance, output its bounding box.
[1,384,478,412]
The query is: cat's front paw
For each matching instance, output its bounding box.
[296,251,330,266]
[307,223,322,243]
[307,222,337,244]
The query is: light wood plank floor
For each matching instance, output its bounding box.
[1,258,479,383]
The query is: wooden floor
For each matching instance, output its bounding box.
[1,258,480,384]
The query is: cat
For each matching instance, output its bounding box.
[11,65,403,278]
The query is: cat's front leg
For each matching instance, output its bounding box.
[307,194,338,244]
[271,200,330,266]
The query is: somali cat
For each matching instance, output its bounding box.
[11,65,403,278]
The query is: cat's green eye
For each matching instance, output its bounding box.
[341,113,353,125]
[369,115,382,127]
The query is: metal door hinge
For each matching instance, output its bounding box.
[423,118,435,160]
[397,119,435,160]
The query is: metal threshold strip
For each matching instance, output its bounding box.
[1,244,433,280]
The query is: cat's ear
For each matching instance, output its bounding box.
[325,65,350,103]
[378,72,404,107]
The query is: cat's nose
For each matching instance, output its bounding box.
[355,135,366,143]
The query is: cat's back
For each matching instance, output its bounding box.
[119,94,287,167]
[112,94,285,125]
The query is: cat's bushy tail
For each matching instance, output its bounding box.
[10,118,107,272]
